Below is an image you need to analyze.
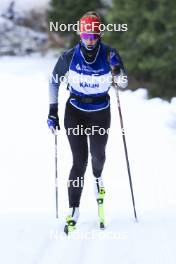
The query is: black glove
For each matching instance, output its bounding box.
[47,104,60,131]
[111,65,121,75]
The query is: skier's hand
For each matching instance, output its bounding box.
[47,103,60,132]
[47,115,60,132]
[114,72,128,89]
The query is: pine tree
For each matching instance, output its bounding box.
[105,0,176,100]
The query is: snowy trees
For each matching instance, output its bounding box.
[106,0,176,100]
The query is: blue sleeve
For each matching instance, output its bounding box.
[49,48,75,104]
[109,47,127,74]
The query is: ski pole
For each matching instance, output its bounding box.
[114,83,138,221]
[54,130,58,219]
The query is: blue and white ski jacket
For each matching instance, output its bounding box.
[49,42,127,111]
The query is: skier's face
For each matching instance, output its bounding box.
[80,33,100,49]
[84,38,99,49]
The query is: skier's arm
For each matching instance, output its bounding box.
[49,52,69,105]
[48,49,74,131]
[109,48,128,89]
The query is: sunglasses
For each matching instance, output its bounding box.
[80,33,100,40]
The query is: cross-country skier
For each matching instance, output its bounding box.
[47,11,128,234]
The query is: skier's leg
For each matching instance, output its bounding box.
[66,132,88,207]
[64,101,89,234]
[64,100,88,208]
[89,106,111,190]
[89,131,108,201]
[90,132,108,177]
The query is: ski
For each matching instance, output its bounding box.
[97,187,105,229]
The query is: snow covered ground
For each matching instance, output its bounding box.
[0,54,176,264]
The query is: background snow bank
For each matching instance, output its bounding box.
[0,0,49,14]
[0,17,47,55]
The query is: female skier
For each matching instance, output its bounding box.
[47,11,128,234]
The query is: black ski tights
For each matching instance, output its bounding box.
[64,99,111,207]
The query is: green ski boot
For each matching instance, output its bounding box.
[64,215,76,235]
